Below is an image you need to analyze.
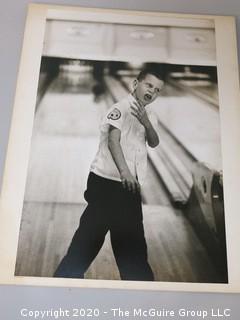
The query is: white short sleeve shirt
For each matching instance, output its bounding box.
[90,94,156,185]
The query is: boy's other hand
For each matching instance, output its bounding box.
[120,169,140,193]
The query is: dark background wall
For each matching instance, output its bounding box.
[0,1,240,319]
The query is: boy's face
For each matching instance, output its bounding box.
[133,74,164,106]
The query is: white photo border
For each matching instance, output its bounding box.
[0,3,240,292]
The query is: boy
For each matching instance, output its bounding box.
[54,68,164,281]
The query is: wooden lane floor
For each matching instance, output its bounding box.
[24,77,107,204]
[15,74,222,283]
[15,201,220,283]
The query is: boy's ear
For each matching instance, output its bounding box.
[132,78,138,90]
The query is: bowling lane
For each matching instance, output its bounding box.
[24,76,108,204]
[151,90,222,171]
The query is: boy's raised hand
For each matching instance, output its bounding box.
[130,101,150,128]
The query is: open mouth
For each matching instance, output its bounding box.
[144,94,152,101]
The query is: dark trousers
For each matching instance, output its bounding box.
[54,172,154,281]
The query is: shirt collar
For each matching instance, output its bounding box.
[127,93,138,106]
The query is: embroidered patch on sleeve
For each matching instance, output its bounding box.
[107,108,121,120]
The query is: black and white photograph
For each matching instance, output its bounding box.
[0,4,240,292]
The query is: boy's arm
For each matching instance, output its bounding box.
[143,119,159,148]
[130,102,159,148]
[108,125,140,193]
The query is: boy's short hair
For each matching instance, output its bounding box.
[137,68,163,82]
